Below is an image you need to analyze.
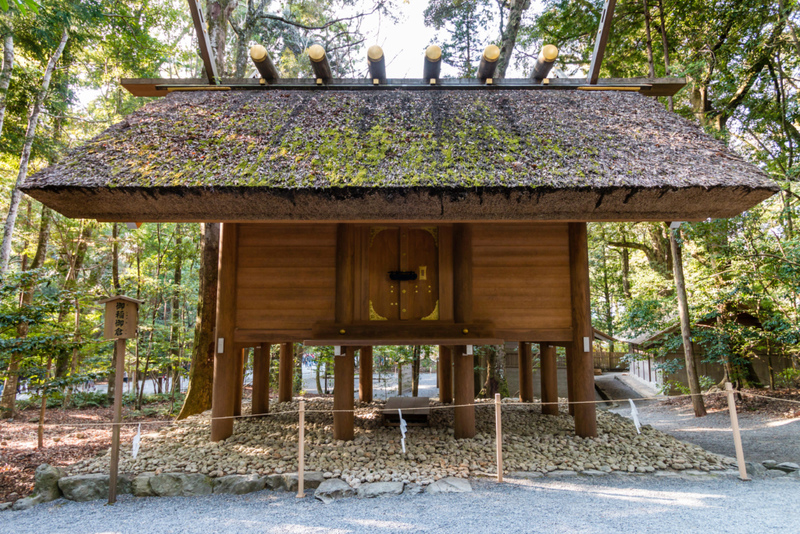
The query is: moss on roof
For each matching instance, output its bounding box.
[25,89,774,192]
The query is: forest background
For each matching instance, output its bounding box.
[0,0,798,421]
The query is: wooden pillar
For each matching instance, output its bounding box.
[518,342,533,402]
[334,347,355,441]
[565,344,575,416]
[569,222,597,438]
[279,342,293,403]
[359,346,373,403]
[252,343,271,415]
[453,345,475,439]
[540,343,559,415]
[211,223,238,442]
[438,345,453,403]
[233,348,246,417]
[452,224,475,438]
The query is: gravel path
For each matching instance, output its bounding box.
[597,375,800,464]
[5,475,800,533]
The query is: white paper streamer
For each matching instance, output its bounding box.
[132,423,141,458]
[398,409,407,454]
[628,399,641,434]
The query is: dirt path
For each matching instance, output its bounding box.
[596,375,800,464]
[0,405,172,503]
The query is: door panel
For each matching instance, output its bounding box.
[369,227,399,321]
[368,226,439,321]
[406,228,439,320]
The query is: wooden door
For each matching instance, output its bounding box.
[369,227,439,321]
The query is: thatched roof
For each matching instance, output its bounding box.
[23,89,777,222]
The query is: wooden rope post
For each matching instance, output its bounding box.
[725,382,750,481]
[297,399,305,497]
[108,338,126,504]
[495,393,503,483]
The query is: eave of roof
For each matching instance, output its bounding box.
[23,88,778,222]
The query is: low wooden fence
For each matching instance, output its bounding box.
[593,351,629,371]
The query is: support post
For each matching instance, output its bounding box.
[569,223,597,437]
[234,348,246,417]
[439,345,453,403]
[279,342,293,403]
[565,344,575,416]
[495,393,503,483]
[359,346,373,403]
[333,347,355,441]
[453,345,475,439]
[186,0,220,84]
[725,382,750,481]
[518,342,533,402]
[452,224,475,438]
[252,343,271,415]
[108,338,126,504]
[587,0,617,84]
[297,399,306,497]
[211,223,238,441]
[540,344,559,415]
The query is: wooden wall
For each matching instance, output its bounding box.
[235,223,337,343]
[472,223,572,342]
[233,222,572,344]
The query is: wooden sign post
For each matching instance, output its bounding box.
[99,295,142,504]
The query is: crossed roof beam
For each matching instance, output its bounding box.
[128,0,678,98]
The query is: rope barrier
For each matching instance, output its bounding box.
[10,387,798,429]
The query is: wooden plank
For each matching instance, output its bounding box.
[453,224,473,323]
[493,328,572,343]
[237,224,337,246]
[311,321,494,340]
[587,0,617,84]
[333,347,355,441]
[235,329,310,343]
[438,225,454,322]
[540,343,559,415]
[569,222,597,437]
[237,249,336,268]
[369,227,400,321]
[187,0,219,85]
[236,296,335,310]
[120,76,686,98]
[235,287,335,300]
[211,223,238,442]
[336,224,355,324]
[453,345,475,439]
[439,346,453,403]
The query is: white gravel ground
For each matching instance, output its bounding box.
[5,475,800,534]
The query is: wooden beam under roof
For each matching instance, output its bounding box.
[187,0,219,85]
[587,0,617,84]
[120,76,686,97]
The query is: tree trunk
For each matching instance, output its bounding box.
[169,224,183,395]
[655,0,673,110]
[315,358,323,394]
[55,220,95,377]
[37,355,53,449]
[642,0,655,78]
[669,228,706,417]
[177,223,220,419]
[495,0,530,79]
[0,206,52,418]
[0,32,14,137]
[205,0,238,76]
[0,29,68,275]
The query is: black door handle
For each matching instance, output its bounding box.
[389,270,418,281]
